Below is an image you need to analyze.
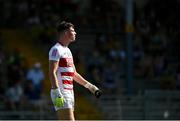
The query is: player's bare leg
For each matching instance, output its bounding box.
[57,108,75,121]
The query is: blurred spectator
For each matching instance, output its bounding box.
[87,49,104,73]
[102,63,119,93]
[94,33,108,53]
[106,35,120,61]
[133,45,144,62]
[8,48,24,67]
[24,81,40,100]
[26,62,44,98]
[118,48,126,62]
[6,48,27,87]
[26,12,41,26]
[152,54,167,78]
[5,80,24,110]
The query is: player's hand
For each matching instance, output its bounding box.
[55,97,65,107]
[84,82,102,98]
[51,88,65,107]
[94,89,102,98]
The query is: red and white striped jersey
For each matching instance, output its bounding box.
[49,43,75,98]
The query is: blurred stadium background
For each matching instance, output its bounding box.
[0,0,180,120]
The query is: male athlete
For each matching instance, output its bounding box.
[49,21,102,120]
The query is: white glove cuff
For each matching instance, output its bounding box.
[51,88,63,97]
[84,82,92,89]
[84,82,99,94]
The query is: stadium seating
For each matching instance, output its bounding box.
[97,90,180,120]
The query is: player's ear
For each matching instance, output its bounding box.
[64,31,68,36]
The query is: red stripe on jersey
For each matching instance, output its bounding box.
[63,80,73,85]
[64,88,73,90]
[61,72,74,76]
[59,58,73,67]
[59,58,67,67]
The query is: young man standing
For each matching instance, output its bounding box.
[49,21,101,120]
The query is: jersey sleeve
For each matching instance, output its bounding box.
[49,47,60,61]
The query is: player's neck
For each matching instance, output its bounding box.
[58,40,69,47]
[58,36,71,47]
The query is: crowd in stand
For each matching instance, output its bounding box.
[0,34,45,112]
[0,1,180,111]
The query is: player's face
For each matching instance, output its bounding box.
[66,27,76,42]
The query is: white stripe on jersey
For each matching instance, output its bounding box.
[61,76,73,81]
[63,84,73,89]
[59,67,74,72]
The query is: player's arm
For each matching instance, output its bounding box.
[73,65,102,98]
[49,60,64,107]
[49,60,59,89]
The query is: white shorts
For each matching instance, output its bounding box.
[50,90,74,111]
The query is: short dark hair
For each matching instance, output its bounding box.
[56,21,74,33]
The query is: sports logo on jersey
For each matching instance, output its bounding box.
[52,49,57,57]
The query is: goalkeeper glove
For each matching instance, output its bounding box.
[84,82,102,98]
[51,88,65,108]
